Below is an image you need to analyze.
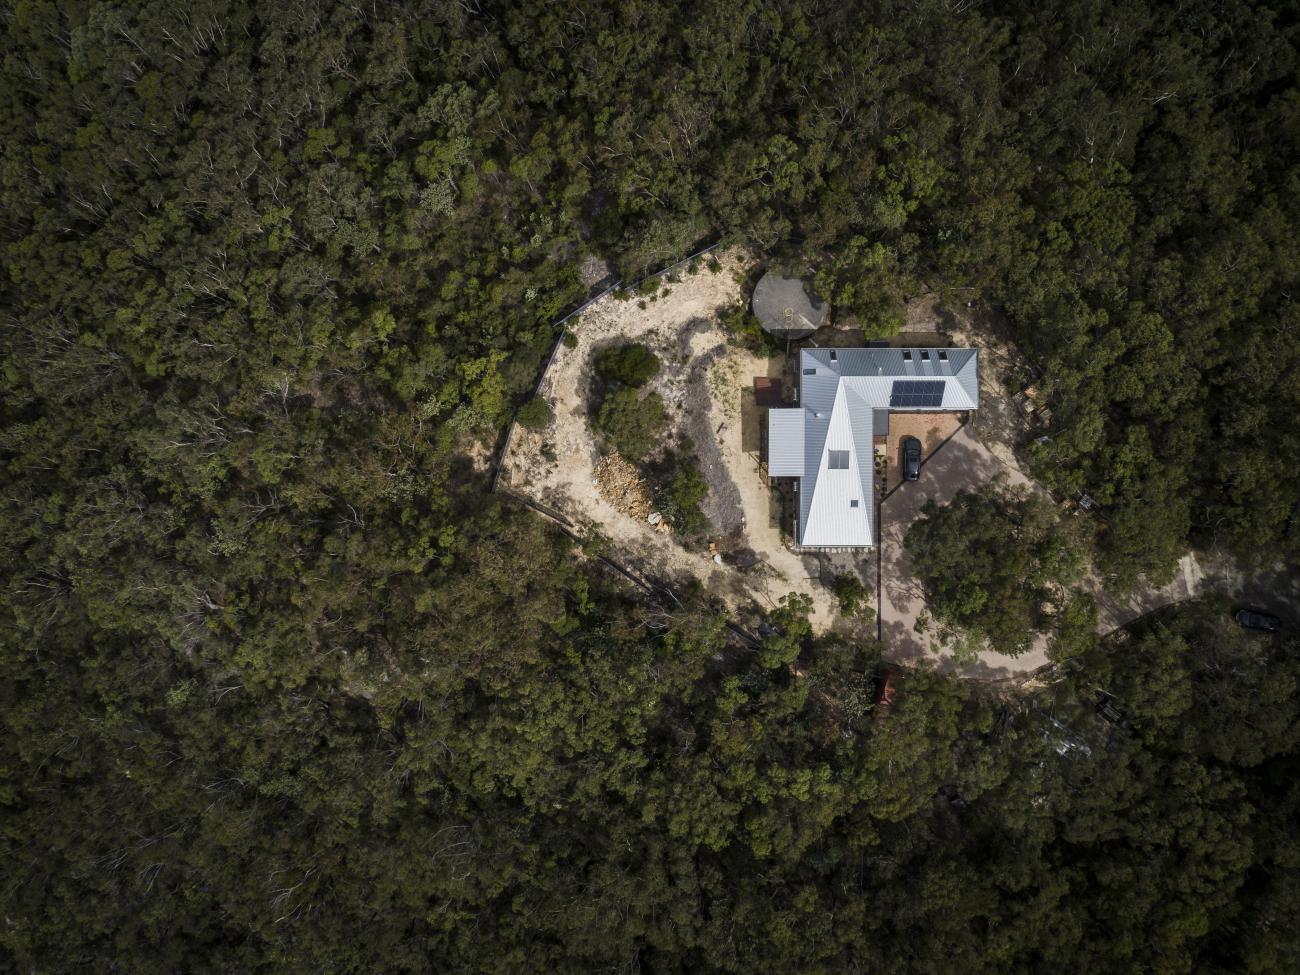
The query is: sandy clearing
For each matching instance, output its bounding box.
[501,248,843,632]
[879,426,1055,678]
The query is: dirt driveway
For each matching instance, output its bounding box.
[877,424,1298,678]
[882,412,964,494]
[878,425,1051,678]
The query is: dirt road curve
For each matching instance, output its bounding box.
[879,426,1299,679]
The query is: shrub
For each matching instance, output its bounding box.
[833,573,872,618]
[721,304,782,354]
[596,388,665,460]
[561,330,578,348]
[905,485,1090,656]
[594,343,660,387]
[655,456,709,535]
[517,396,553,430]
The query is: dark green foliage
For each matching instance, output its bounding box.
[654,454,710,535]
[759,593,814,668]
[596,388,666,460]
[1051,592,1101,662]
[516,396,553,430]
[593,342,661,388]
[833,573,872,618]
[2,1,1299,971]
[906,486,1088,655]
[721,303,783,354]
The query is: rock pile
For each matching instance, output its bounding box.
[593,453,669,533]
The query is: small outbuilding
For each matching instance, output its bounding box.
[751,272,828,339]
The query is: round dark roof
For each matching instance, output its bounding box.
[751,272,828,338]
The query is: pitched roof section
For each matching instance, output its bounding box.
[768,347,979,547]
[792,381,874,547]
[800,347,979,412]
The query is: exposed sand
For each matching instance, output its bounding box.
[501,248,842,632]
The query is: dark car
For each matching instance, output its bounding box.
[902,436,922,481]
[1234,609,1281,633]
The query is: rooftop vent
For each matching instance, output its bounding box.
[803,367,816,375]
[850,499,859,508]
[921,350,931,361]
[829,349,838,361]
[902,350,913,361]
[938,349,948,361]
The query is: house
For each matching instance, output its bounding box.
[767,347,979,549]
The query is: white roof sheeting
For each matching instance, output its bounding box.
[768,347,979,548]
[767,409,805,475]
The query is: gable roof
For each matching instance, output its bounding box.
[770,348,979,547]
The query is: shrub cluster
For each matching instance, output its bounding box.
[595,388,665,461]
[594,343,660,387]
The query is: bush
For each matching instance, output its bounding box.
[517,396,553,430]
[833,573,872,618]
[596,388,665,460]
[904,485,1090,655]
[594,342,660,387]
[655,455,709,535]
[721,304,782,354]
[561,330,578,348]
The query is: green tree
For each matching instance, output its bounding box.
[906,485,1089,655]
[517,396,554,430]
[595,388,666,461]
[593,343,661,387]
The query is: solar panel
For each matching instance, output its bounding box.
[889,380,945,408]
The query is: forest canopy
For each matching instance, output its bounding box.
[907,485,1090,656]
[2,0,1299,971]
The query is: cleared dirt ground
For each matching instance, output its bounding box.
[882,411,964,494]
[500,249,857,633]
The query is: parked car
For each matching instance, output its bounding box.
[1234,609,1281,633]
[902,436,922,481]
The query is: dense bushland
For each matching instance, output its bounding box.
[3,1,1298,971]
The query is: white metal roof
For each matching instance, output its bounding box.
[767,410,805,475]
[768,347,979,547]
